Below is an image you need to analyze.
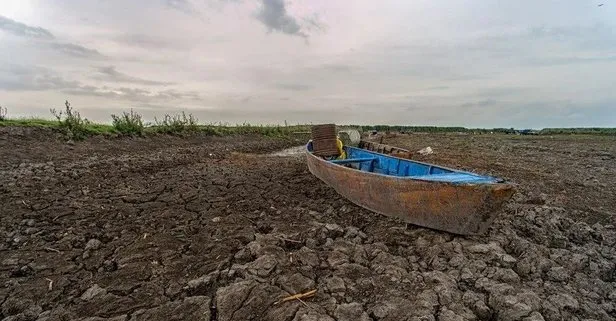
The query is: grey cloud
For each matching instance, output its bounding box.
[301,14,326,33]
[50,43,103,58]
[113,34,172,49]
[64,85,202,102]
[276,83,313,91]
[477,86,536,98]
[321,64,353,73]
[94,66,173,85]
[256,0,307,38]
[0,15,55,40]
[165,0,193,13]
[0,65,79,91]
[0,16,102,59]
[0,64,199,102]
[460,99,498,109]
[525,55,616,66]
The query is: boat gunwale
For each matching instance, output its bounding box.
[306,143,513,187]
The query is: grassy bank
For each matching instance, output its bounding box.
[0,102,311,140]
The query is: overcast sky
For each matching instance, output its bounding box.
[1,0,615,128]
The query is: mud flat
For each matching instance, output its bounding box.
[1,128,614,321]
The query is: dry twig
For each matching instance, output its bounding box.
[274,289,317,305]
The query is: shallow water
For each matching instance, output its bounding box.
[268,145,305,156]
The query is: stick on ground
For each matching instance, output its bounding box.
[274,289,317,305]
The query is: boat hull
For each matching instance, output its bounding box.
[306,149,515,235]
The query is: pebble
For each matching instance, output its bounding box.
[84,239,102,251]
[334,303,371,321]
[324,276,346,293]
[81,284,106,301]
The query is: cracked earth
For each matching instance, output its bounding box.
[1,127,615,321]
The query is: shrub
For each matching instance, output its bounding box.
[50,101,91,140]
[0,106,6,121]
[153,112,198,134]
[111,109,144,135]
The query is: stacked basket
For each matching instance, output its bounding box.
[311,124,339,157]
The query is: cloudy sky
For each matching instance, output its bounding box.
[1,0,615,128]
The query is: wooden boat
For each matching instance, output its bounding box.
[306,141,516,235]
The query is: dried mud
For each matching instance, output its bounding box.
[1,128,614,321]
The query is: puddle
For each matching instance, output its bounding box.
[269,145,305,157]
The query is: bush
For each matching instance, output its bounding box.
[50,101,91,140]
[111,109,144,135]
[0,106,6,121]
[153,112,198,134]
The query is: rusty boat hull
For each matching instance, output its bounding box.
[306,143,515,235]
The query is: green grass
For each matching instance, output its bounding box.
[0,118,59,128]
[0,102,313,140]
[0,118,311,137]
[6,101,611,140]
[112,110,145,135]
[0,117,116,133]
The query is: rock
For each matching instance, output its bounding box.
[292,309,335,321]
[324,238,334,247]
[525,194,547,205]
[85,239,102,251]
[234,248,252,262]
[81,284,107,301]
[277,273,315,294]
[547,266,569,282]
[82,316,128,321]
[102,260,117,272]
[438,308,463,321]
[500,254,518,266]
[493,268,520,283]
[517,291,542,311]
[515,258,533,277]
[246,255,277,277]
[185,271,218,295]
[324,224,345,238]
[223,283,285,320]
[22,305,42,319]
[305,238,318,248]
[473,300,492,320]
[409,314,436,321]
[417,290,439,309]
[435,285,458,306]
[215,280,258,321]
[344,227,367,240]
[334,303,371,321]
[129,296,210,321]
[522,312,545,321]
[10,265,34,277]
[2,258,19,266]
[23,227,39,235]
[327,251,349,267]
[296,247,319,267]
[211,217,222,223]
[542,293,579,321]
[494,297,532,321]
[324,276,345,293]
[547,293,579,310]
[467,243,504,254]
[448,254,465,267]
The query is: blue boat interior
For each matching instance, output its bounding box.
[308,142,501,184]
